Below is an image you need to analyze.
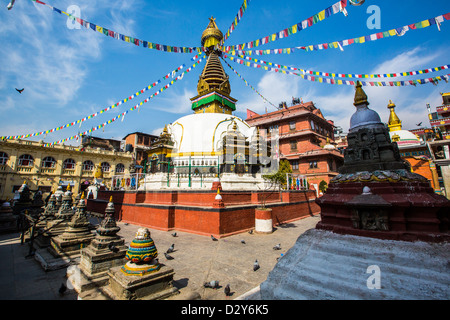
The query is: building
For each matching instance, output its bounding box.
[80,135,123,152]
[386,100,440,192]
[0,138,133,201]
[427,92,450,140]
[245,99,344,195]
[122,132,158,172]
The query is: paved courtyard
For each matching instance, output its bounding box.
[0,214,320,300]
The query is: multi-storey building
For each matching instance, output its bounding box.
[0,138,133,201]
[245,99,344,195]
[122,132,158,172]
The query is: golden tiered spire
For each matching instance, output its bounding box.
[387,100,402,132]
[190,17,237,115]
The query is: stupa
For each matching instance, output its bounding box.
[140,17,270,191]
[12,180,32,215]
[259,82,450,300]
[0,199,17,233]
[86,17,320,238]
[46,184,75,237]
[49,193,95,259]
[105,228,178,300]
[77,196,127,293]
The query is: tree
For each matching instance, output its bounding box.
[263,160,292,188]
[319,180,328,193]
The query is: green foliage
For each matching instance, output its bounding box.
[263,160,292,187]
[319,180,328,193]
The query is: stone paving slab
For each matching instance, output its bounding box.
[0,214,320,300]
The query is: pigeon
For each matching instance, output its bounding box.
[15,88,24,94]
[240,239,246,244]
[124,222,129,226]
[7,0,16,10]
[273,243,281,250]
[416,122,422,127]
[253,259,260,271]
[203,280,219,289]
[166,244,175,253]
[211,235,218,241]
[58,283,67,295]
[164,252,174,260]
[248,229,253,235]
[108,242,119,253]
[224,284,231,296]
[171,232,177,237]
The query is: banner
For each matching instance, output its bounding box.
[224,12,450,56]
[30,0,202,54]
[222,0,351,52]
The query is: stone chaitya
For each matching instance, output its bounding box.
[104,227,178,300]
[49,193,94,258]
[46,184,75,237]
[0,199,17,233]
[315,81,449,241]
[259,82,450,300]
[78,196,127,292]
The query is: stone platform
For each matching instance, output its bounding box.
[260,228,450,300]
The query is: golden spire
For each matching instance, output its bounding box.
[387,100,402,132]
[109,195,113,202]
[67,183,71,191]
[353,81,369,106]
[201,16,223,49]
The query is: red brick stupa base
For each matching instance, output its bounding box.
[316,179,450,242]
[87,189,320,238]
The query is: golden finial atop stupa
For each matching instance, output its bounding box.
[109,195,113,202]
[201,16,223,49]
[387,100,402,132]
[67,183,71,191]
[81,192,85,199]
[353,81,369,106]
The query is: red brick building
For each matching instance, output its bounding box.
[123,132,158,172]
[246,100,344,195]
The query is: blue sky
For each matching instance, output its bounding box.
[1,0,450,145]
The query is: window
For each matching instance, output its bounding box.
[309,161,318,169]
[18,154,34,167]
[115,163,125,173]
[0,152,8,165]
[310,120,315,131]
[82,160,94,171]
[291,161,299,170]
[290,140,297,151]
[42,156,56,168]
[101,162,111,172]
[63,158,76,169]
[289,121,296,131]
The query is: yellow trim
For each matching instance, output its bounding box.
[167,151,222,157]
[172,122,184,151]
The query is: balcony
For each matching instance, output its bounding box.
[40,168,56,174]
[17,166,33,173]
[62,169,76,176]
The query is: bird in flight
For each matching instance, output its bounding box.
[15,88,24,94]
[7,0,16,10]
[416,122,422,127]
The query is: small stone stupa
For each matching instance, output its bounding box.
[105,228,178,300]
[49,193,94,259]
[12,180,32,215]
[259,82,450,300]
[0,199,18,233]
[47,184,75,237]
[78,196,127,292]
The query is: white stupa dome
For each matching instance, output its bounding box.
[389,130,421,146]
[168,113,255,156]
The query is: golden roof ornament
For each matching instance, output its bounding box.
[201,16,223,50]
[353,81,369,106]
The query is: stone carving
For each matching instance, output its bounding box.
[351,209,389,231]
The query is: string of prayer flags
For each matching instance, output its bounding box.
[222,0,351,52]
[0,61,188,141]
[222,0,251,43]
[220,56,277,109]
[224,12,450,56]
[223,54,450,87]
[30,0,202,54]
[43,55,206,147]
[226,53,450,80]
